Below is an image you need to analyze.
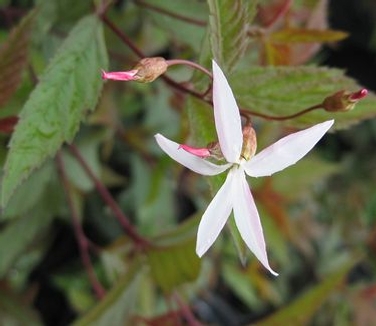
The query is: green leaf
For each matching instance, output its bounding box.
[258,206,289,266]
[143,0,207,52]
[1,15,108,207]
[147,242,200,293]
[73,262,145,326]
[255,259,356,326]
[0,209,53,276]
[207,0,257,73]
[187,95,216,146]
[272,155,338,201]
[227,215,248,265]
[53,270,96,313]
[61,130,105,192]
[222,263,263,309]
[0,288,42,326]
[146,215,201,292]
[0,10,35,109]
[186,94,224,191]
[2,161,54,219]
[230,66,376,129]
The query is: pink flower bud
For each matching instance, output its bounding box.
[179,144,211,158]
[349,88,368,101]
[101,69,138,81]
[132,57,168,83]
[101,57,168,83]
[322,88,368,112]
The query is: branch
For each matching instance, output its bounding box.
[56,152,106,300]
[68,144,150,248]
[134,0,206,26]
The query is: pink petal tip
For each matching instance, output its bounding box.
[349,88,368,101]
[101,69,138,81]
[179,144,211,158]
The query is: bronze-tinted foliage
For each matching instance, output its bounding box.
[0,10,35,109]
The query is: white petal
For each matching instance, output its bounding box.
[196,171,234,257]
[232,168,278,276]
[212,60,243,163]
[155,134,231,175]
[244,120,334,177]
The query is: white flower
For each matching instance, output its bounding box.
[155,60,334,275]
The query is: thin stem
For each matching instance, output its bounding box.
[134,0,206,26]
[167,59,212,78]
[68,144,150,248]
[101,13,144,59]
[95,0,113,16]
[173,292,202,326]
[56,152,106,300]
[241,103,323,121]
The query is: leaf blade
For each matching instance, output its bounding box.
[270,28,348,44]
[1,14,108,207]
[207,0,257,73]
[73,262,145,326]
[255,260,356,326]
[147,215,202,293]
[0,10,35,109]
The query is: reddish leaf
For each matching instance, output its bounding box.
[0,10,35,109]
[263,28,346,65]
[351,285,376,326]
[270,28,348,43]
[257,0,292,28]
[0,116,18,133]
[263,40,292,65]
[254,179,291,237]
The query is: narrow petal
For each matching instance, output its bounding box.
[212,60,243,163]
[196,172,234,257]
[101,69,138,81]
[155,134,231,175]
[244,120,334,177]
[232,168,278,276]
[349,88,368,101]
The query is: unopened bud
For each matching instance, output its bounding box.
[241,124,257,161]
[322,88,368,112]
[101,57,168,83]
[101,69,138,81]
[132,57,168,83]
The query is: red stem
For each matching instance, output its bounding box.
[56,152,106,300]
[173,292,202,326]
[167,59,212,77]
[242,104,323,121]
[101,13,144,59]
[134,0,206,26]
[68,144,150,248]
